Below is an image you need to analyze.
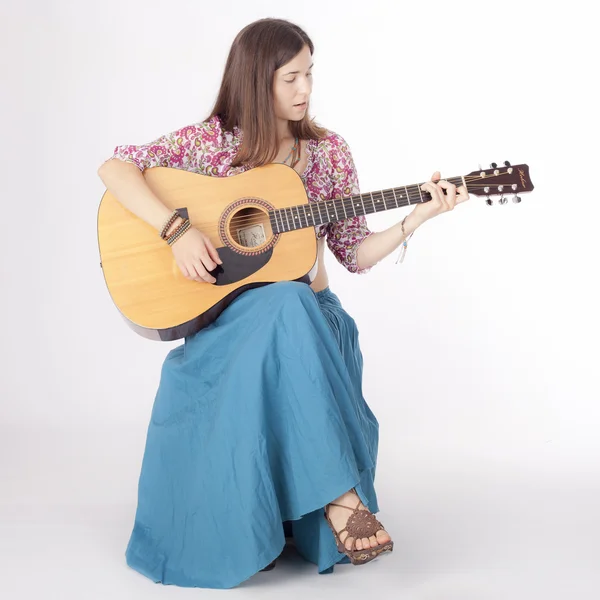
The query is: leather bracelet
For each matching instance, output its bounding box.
[160,210,181,240]
[396,216,414,264]
[400,216,407,238]
[166,219,191,246]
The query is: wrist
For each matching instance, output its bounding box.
[399,211,423,237]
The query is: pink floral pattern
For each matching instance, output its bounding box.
[108,116,373,273]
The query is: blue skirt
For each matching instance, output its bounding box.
[125,282,380,589]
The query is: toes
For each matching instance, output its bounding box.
[376,529,391,544]
[369,535,378,547]
[345,536,355,551]
[355,538,363,551]
[362,537,370,549]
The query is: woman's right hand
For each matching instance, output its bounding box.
[170,226,223,284]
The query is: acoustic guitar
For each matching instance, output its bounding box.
[97,161,534,341]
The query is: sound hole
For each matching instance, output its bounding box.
[228,206,273,249]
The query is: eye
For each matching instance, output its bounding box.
[284,72,312,84]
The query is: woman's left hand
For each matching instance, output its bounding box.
[409,171,470,226]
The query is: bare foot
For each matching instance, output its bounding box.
[326,489,392,552]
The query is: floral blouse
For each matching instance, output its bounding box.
[107,115,373,274]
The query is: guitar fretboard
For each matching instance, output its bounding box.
[269,175,464,232]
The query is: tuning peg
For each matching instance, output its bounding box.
[504,161,511,167]
[499,195,508,205]
[490,162,497,169]
[486,196,494,206]
[512,195,522,204]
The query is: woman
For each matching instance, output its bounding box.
[97,17,469,589]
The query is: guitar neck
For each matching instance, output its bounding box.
[269,175,465,233]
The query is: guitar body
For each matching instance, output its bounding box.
[97,164,318,341]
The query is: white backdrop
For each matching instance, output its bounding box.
[1,0,599,598]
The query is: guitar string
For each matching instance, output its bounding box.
[186,171,525,229]
[196,192,521,230]
[201,182,523,229]
[222,170,520,226]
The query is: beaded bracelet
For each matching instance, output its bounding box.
[160,210,181,240]
[166,219,191,246]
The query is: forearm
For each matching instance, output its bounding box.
[356,209,424,271]
[97,159,174,232]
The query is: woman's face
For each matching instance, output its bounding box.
[273,44,313,124]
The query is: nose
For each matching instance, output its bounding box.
[296,75,312,95]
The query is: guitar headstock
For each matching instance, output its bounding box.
[464,161,534,205]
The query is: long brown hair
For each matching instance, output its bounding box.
[205,18,328,168]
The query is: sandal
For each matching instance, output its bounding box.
[260,559,276,572]
[324,490,393,565]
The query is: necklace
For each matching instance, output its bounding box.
[280,135,300,168]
